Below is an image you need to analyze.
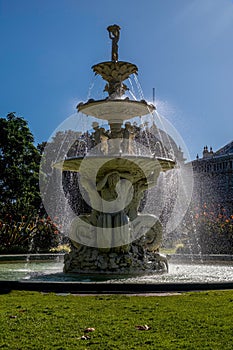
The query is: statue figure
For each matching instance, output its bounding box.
[70,214,97,248]
[96,171,133,247]
[100,127,109,155]
[122,122,135,154]
[107,24,121,62]
[105,81,128,99]
[78,171,133,248]
[125,170,160,221]
[92,122,101,153]
[128,125,136,154]
[154,252,169,272]
[108,123,123,154]
[122,122,131,154]
[143,220,163,252]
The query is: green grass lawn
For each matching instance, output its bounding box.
[0,290,233,349]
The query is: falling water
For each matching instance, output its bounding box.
[132,73,144,100]
[127,77,138,100]
[86,74,98,101]
[153,110,174,159]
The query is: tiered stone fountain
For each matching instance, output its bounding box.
[54,25,175,275]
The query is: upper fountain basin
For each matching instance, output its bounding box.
[91,61,138,82]
[77,99,155,122]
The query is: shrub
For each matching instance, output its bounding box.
[0,214,61,254]
[193,203,233,254]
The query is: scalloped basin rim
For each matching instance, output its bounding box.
[77,99,155,120]
[91,61,138,68]
[53,155,176,175]
[91,61,138,75]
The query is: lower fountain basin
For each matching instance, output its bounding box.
[1,254,233,285]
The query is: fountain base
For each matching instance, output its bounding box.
[63,242,168,275]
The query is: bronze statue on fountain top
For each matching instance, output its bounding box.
[107,24,121,62]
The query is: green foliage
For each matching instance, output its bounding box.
[0,214,61,253]
[0,112,41,218]
[0,113,62,253]
[0,291,233,349]
[31,216,61,252]
[193,203,233,254]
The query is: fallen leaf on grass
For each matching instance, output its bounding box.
[84,327,95,333]
[80,335,91,340]
[135,324,151,331]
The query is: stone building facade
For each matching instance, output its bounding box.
[191,141,233,213]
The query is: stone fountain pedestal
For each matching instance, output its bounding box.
[64,243,168,275]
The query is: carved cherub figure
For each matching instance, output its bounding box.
[100,127,109,155]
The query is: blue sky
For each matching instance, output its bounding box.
[1,0,233,159]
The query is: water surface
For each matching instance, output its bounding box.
[1,259,233,283]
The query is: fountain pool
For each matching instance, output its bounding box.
[1,255,233,286]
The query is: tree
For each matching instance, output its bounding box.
[0,112,41,218]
